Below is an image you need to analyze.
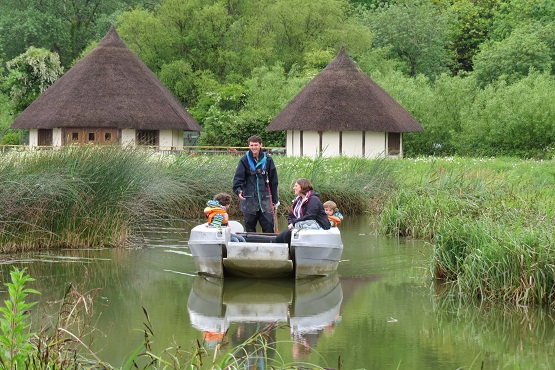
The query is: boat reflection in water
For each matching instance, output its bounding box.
[187,273,343,360]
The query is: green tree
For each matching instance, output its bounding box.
[0,0,148,67]
[251,0,372,73]
[379,72,476,156]
[158,60,196,107]
[360,0,455,78]
[117,0,372,80]
[491,0,555,40]
[456,71,555,157]
[114,0,373,146]
[4,47,64,113]
[0,92,14,137]
[196,63,309,146]
[450,0,498,73]
[192,78,248,146]
[472,25,552,87]
[116,7,176,71]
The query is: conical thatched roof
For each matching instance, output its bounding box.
[11,27,201,131]
[267,46,423,133]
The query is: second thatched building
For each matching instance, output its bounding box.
[266,47,423,158]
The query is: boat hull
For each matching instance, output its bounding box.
[187,226,228,278]
[224,242,293,278]
[188,224,343,279]
[291,228,343,278]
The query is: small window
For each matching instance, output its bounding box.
[105,132,112,141]
[88,133,95,141]
[137,130,158,146]
[72,132,79,141]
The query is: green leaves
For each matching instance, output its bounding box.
[0,267,40,369]
[5,46,63,113]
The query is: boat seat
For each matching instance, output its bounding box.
[228,220,244,233]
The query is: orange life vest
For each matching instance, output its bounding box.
[204,331,225,341]
[328,215,342,227]
[204,206,229,226]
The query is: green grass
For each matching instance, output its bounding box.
[381,156,555,305]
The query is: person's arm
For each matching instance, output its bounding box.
[232,157,247,200]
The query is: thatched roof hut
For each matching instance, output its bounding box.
[267,46,422,133]
[266,46,422,157]
[11,27,201,133]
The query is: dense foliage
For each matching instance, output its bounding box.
[1,0,555,157]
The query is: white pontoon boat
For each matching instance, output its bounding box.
[188,221,343,279]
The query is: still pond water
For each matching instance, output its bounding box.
[0,216,554,369]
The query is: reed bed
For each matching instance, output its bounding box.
[0,147,203,251]
[0,147,395,251]
[380,156,555,306]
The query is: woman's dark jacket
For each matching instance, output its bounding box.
[232,150,279,215]
[287,191,330,230]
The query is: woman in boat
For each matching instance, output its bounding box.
[274,178,330,244]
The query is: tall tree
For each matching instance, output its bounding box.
[450,0,498,73]
[0,0,148,67]
[360,0,455,78]
[472,24,553,86]
[491,0,555,40]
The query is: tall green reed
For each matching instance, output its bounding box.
[1,148,396,250]
[0,267,40,369]
[277,155,396,215]
[0,147,212,250]
[381,157,555,305]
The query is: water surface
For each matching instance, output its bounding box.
[0,216,553,369]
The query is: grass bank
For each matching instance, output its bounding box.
[380,156,555,306]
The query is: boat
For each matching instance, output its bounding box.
[187,273,343,347]
[187,221,343,279]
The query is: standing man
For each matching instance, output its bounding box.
[233,135,279,233]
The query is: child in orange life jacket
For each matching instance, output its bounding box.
[323,200,343,227]
[204,193,246,242]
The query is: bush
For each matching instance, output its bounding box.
[1,132,20,145]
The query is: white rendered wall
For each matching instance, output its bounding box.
[28,129,38,148]
[302,131,320,157]
[285,130,394,158]
[342,131,364,157]
[121,129,135,147]
[365,131,386,158]
[287,130,299,156]
[159,129,184,150]
[53,128,62,147]
[321,131,340,157]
